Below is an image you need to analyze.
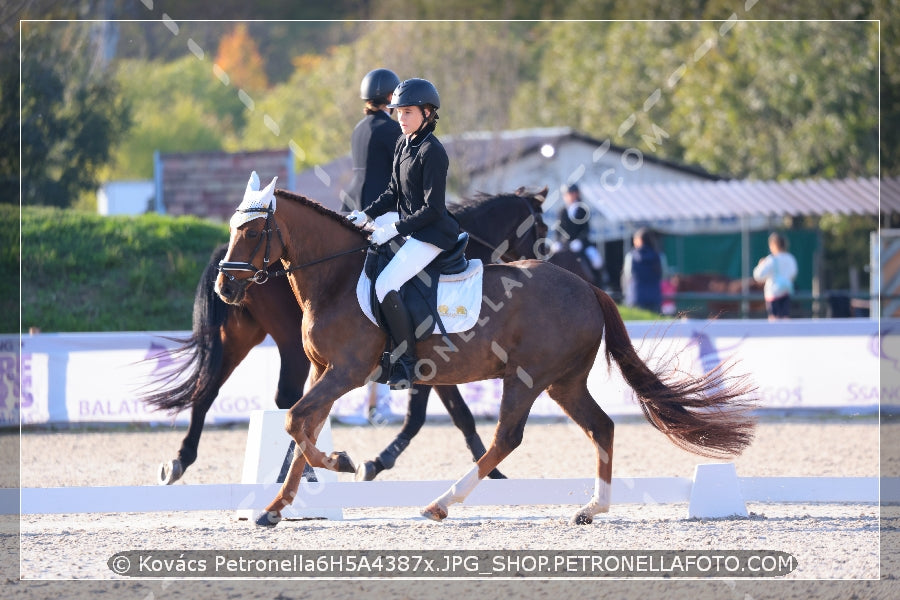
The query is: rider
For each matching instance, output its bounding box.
[347,78,459,388]
[343,68,402,212]
[344,68,402,423]
[554,183,604,283]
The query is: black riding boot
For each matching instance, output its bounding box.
[379,290,418,389]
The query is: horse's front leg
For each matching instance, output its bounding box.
[256,367,358,527]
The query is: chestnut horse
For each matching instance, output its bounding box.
[216,186,756,527]
[142,188,548,484]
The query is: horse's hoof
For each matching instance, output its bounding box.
[158,459,183,485]
[327,451,357,474]
[254,510,282,528]
[571,512,593,525]
[421,502,448,522]
[355,461,378,482]
[487,468,507,480]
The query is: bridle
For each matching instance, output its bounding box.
[218,207,368,285]
[465,195,547,263]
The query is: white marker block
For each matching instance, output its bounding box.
[688,462,748,519]
[237,410,343,520]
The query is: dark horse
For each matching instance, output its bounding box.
[215,185,756,527]
[141,187,548,484]
[547,248,603,288]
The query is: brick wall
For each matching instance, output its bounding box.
[158,149,293,222]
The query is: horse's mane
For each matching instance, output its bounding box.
[453,191,529,218]
[274,189,366,236]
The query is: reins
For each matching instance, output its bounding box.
[218,206,369,285]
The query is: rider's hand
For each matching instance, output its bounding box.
[371,222,399,245]
[347,210,369,227]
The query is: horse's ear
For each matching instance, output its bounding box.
[262,176,278,209]
[514,186,526,196]
[246,171,261,193]
[535,186,549,203]
[261,175,278,195]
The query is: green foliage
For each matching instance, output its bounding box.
[669,21,878,179]
[817,214,878,289]
[242,22,530,171]
[19,206,229,333]
[109,56,247,179]
[0,205,20,333]
[17,22,132,207]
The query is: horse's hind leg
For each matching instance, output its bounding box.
[435,385,506,479]
[356,383,431,481]
[422,377,536,521]
[546,376,614,525]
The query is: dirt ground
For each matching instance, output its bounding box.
[6,415,899,599]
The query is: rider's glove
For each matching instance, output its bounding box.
[371,222,399,245]
[347,210,370,227]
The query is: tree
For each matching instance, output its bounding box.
[214,23,269,92]
[242,21,531,178]
[669,21,878,180]
[18,22,131,207]
[108,56,247,179]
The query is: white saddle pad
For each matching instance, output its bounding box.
[356,259,484,335]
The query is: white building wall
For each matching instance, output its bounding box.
[97,181,155,216]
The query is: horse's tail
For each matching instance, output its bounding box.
[139,244,231,414]
[594,287,756,458]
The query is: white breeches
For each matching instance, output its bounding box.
[373,213,443,302]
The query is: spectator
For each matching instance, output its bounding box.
[621,228,663,313]
[753,232,797,321]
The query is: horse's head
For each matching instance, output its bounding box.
[510,185,550,260]
[215,171,283,305]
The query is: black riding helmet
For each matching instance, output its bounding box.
[387,78,440,110]
[360,68,401,104]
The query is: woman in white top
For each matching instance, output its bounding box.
[753,232,798,321]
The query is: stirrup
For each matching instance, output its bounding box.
[387,355,416,390]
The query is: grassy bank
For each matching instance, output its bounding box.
[18,205,228,332]
[8,205,658,333]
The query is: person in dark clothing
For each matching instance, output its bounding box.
[553,183,604,283]
[347,78,459,388]
[621,227,663,313]
[343,68,402,212]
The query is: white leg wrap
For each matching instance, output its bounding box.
[434,465,481,508]
[581,478,611,518]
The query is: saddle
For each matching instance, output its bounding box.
[365,232,470,343]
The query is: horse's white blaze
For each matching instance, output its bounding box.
[434,465,480,508]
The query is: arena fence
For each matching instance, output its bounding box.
[4,474,880,519]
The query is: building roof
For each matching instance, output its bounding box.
[579,176,888,224]
[440,126,719,180]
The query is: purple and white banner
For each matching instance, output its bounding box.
[2,318,886,427]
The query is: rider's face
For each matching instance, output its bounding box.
[397,106,427,136]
